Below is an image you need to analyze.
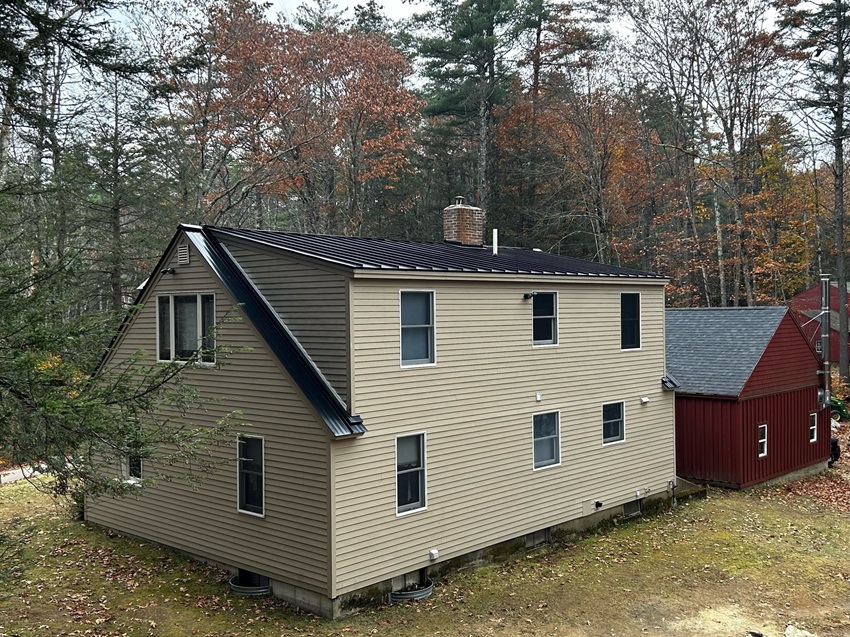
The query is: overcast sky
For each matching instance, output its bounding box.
[270,0,423,23]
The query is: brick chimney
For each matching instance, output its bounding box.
[443,196,484,246]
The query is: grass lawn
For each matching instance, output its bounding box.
[2,467,850,637]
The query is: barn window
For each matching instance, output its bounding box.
[757,424,768,457]
[809,413,817,443]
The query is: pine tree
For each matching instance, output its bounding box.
[780,0,850,379]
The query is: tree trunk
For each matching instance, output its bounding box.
[713,186,726,307]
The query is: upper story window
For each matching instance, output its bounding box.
[157,293,215,363]
[621,293,641,350]
[532,411,560,469]
[400,291,435,366]
[809,413,818,443]
[757,424,768,457]
[602,401,625,444]
[397,433,426,514]
[237,435,264,516]
[532,292,558,345]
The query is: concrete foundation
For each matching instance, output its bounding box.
[90,486,708,619]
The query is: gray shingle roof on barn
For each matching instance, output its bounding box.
[665,307,788,397]
[210,227,666,279]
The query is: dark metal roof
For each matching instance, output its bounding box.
[210,226,667,279]
[184,226,366,439]
[665,307,788,397]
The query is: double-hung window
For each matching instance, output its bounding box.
[237,435,264,516]
[158,293,215,363]
[809,413,818,443]
[396,434,426,514]
[621,293,640,350]
[401,291,435,366]
[602,401,625,444]
[532,292,557,345]
[533,411,560,469]
[757,424,768,457]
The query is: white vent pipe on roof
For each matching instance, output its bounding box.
[492,228,498,255]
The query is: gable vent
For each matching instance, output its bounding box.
[177,244,190,265]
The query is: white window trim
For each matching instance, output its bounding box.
[236,434,265,518]
[758,424,768,458]
[531,291,559,348]
[120,453,143,486]
[620,292,642,352]
[395,432,428,517]
[532,410,562,471]
[602,401,627,446]
[809,413,818,443]
[399,290,437,368]
[156,292,216,365]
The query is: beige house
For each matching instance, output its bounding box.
[86,200,677,617]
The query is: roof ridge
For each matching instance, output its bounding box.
[208,226,667,280]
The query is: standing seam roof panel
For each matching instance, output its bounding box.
[210,227,667,279]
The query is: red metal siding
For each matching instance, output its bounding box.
[676,310,828,489]
[790,284,849,364]
[739,388,830,488]
[789,283,847,314]
[742,313,821,398]
[676,390,829,488]
[797,317,842,365]
[675,396,741,487]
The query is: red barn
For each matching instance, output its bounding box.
[789,282,847,365]
[666,307,830,489]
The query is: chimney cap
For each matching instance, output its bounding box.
[454,195,465,205]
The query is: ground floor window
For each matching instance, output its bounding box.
[121,453,142,482]
[809,413,817,443]
[238,435,264,515]
[602,402,625,444]
[758,424,768,457]
[532,411,560,468]
[397,434,426,514]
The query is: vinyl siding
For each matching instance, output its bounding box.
[332,278,675,596]
[86,238,332,595]
[219,238,350,406]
